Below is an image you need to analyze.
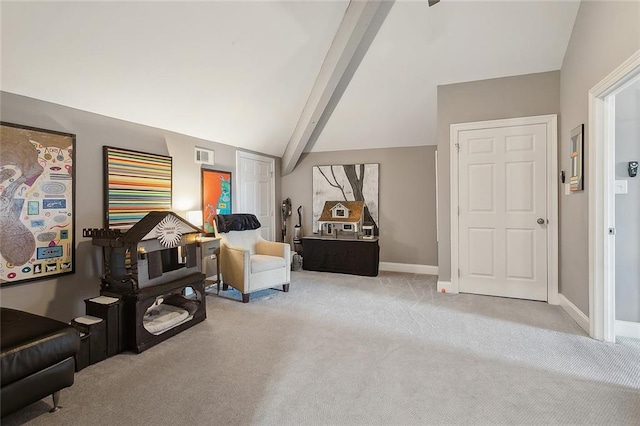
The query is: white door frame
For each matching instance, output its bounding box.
[447,115,559,303]
[235,150,276,241]
[588,49,640,342]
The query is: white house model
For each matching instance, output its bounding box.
[318,201,365,237]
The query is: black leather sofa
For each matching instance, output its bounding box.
[1,308,80,417]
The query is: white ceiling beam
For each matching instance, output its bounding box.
[281,0,395,175]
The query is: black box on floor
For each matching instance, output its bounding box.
[75,332,91,371]
[85,296,122,356]
[71,316,107,365]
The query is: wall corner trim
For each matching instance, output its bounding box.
[436,280,458,294]
[615,320,640,339]
[559,293,590,333]
[378,262,438,275]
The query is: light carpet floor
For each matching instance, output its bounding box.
[4,271,640,425]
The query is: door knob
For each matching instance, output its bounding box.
[537,218,545,225]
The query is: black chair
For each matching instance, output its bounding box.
[1,308,80,417]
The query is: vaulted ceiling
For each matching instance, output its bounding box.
[1,1,580,163]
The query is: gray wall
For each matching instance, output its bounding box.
[436,71,561,283]
[615,81,640,323]
[559,0,640,315]
[283,146,437,266]
[0,91,281,321]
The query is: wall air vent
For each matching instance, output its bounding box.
[194,147,215,165]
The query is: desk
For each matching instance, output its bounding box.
[302,237,379,276]
[198,237,221,294]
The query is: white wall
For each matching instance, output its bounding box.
[615,79,640,323]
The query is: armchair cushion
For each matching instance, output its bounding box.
[251,255,286,274]
[221,229,261,255]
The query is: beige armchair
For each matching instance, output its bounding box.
[216,219,290,303]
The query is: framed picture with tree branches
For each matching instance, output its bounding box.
[312,164,379,235]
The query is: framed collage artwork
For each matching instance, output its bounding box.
[0,122,76,286]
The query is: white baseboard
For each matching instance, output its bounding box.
[616,320,640,339]
[378,262,438,275]
[558,293,589,333]
[436,280,458,294]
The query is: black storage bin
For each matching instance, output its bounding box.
[75,332,91,371]
[71,316,107,365]
[85,296,122,357]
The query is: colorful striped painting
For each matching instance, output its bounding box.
[104,147,172,230]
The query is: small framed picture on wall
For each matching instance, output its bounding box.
[570,124,584,192]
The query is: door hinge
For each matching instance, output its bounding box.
[608,228,616,235]
[455,143,460,152]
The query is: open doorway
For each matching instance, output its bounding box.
[614,76,640,339]
[589,50,640,342]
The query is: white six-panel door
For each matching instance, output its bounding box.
[236,151,275,241]
[458,123,548,301]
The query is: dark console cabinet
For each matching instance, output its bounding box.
[103,273,206,353]
[302,237,379,276]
